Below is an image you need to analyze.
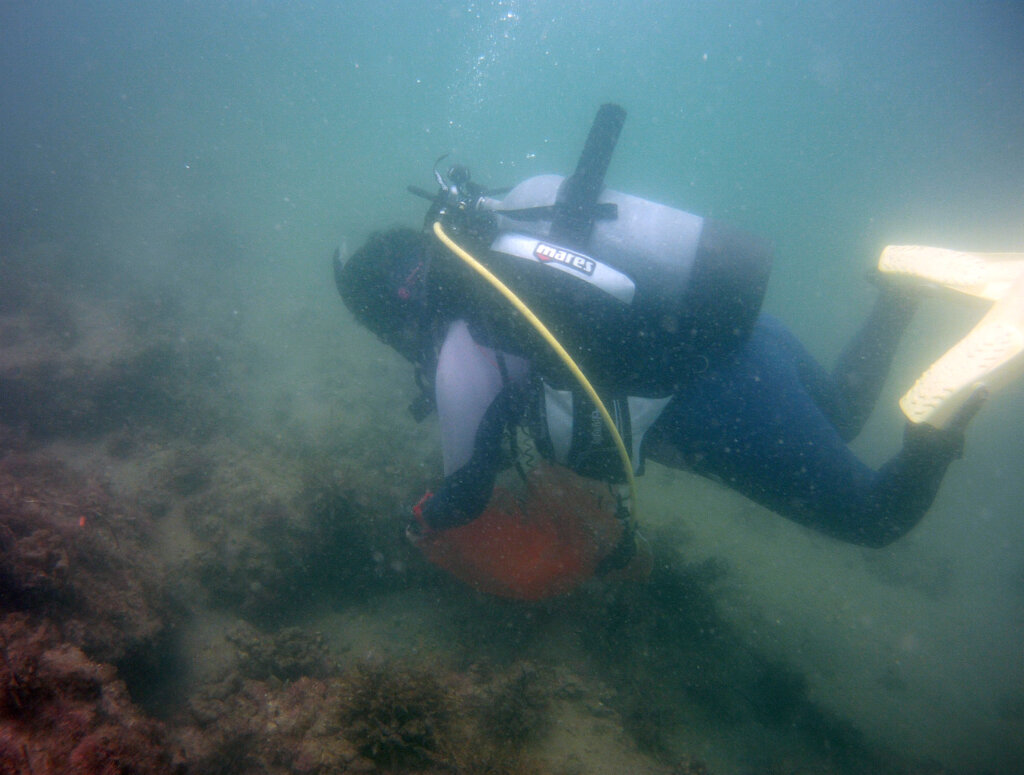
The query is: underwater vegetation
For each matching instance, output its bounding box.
[227,623,332,682]
[342,660,459,769]
[0,274,571,774]
[0,615,178,775]
[172,654,559,775]
[0,454,174,672]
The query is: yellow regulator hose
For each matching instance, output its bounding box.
[432,221,639,522]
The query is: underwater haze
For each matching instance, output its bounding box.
[2,1,1024,773]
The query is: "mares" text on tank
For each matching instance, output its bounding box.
[533,243,597,276]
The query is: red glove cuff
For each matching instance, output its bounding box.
[412,490,435,533]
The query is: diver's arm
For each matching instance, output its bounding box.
[416,388,516,531]
[412,319,529,533]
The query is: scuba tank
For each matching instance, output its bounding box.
[481,174,773,393]
[413,104,772,394]
[493,174,705,311]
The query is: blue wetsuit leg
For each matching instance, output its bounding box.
[798,288,918,442]
[651,315,957,546]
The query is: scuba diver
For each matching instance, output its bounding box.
[334,105,997,598]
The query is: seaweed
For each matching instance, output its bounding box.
[341,659,458,770]
[226,623,332,682]
[0,615,177,775]
[0,455,173,667]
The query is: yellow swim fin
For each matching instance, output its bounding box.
[899,270,1024,428]
[879,245,1024,301]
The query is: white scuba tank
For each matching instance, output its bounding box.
[467,173,771,396]
[491,174,706,315]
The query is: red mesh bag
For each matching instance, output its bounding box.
[417,464,624,600]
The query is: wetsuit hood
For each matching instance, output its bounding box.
[334,228,431,363]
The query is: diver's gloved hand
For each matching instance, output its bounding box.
[902,386,988,462]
